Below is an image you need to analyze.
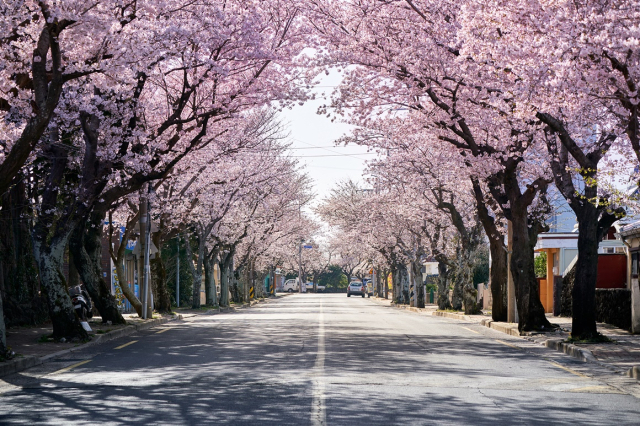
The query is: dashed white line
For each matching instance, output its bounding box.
[311,302,326,426]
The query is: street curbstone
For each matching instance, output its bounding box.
[628,365,640,379]
[0,314,183,379]
[0,356,42,378]
[432,311,470,321]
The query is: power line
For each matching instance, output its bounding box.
[290,153,377,158]
[291,138,375,160]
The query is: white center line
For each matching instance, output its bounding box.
[311,302,326,426]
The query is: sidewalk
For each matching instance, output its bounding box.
[0,296,274,378]
[371,296,640,379]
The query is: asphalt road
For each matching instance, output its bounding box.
[1,294,640,425]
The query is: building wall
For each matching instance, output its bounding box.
[597,254,627,289]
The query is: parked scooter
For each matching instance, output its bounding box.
[69,285,93,332]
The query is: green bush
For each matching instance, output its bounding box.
[535,252,547,278]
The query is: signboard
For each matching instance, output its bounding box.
[303,245,313,249]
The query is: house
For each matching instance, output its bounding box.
[534,191,630,315]
[618,221,640,332]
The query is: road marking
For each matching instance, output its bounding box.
[462,327,480,334]
[52,360,91,375]
[547,361,588,378]
[570,385,621,394]
[495,340,523,350]
[114,340,138,350]
[311,302,326,426]
[155,328,170,334]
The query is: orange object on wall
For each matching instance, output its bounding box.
[596,254,627,289]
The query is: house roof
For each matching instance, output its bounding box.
[619,220,640,238]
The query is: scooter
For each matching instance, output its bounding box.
[69,285,93,332]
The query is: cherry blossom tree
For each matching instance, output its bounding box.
[458,0,633,338]
[1,0,312,341]
[307,0,552,330]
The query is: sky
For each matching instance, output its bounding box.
[279,72,378,208]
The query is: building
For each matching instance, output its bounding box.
[618,221,640,332]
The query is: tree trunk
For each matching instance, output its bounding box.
[151,252,172,313]
[184,231,204,309]
[410,259,423,308]
[150,227,172,313]
[488,237,508,321]
[391,266,400,302]
[108,211,143,316]
[205,254,218,307]
[436,259,451,310]
[383,269,389,299]
[69,213,125,325]
[510,209,552,332]
[33,236,88,340]
[219,252,232,307]
[571,206,616,339]
[114,257,142,316]
[0,286,6,358]
[399,264,410,305]
[472,179,508,321]
[0,180,44,327]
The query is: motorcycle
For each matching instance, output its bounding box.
[69,285,93,332]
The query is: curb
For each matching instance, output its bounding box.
[0,314,182,379]
[433,311,471,321]
[537,337,597,362]
[428,308,601,365]
[479,318,521,337]
[628,366,640,379]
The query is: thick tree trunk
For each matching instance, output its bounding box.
[510,210,552,332]
[391,266,400,302]
[472,179,508,321]
[70,214,125,325]
[488,237,508,321]
[410,259,424,308]
[205,254,218,307]
[0,288,6,358]
[33,236,88,340]
[397,264,409,304]
[0,180,44,327]
[219,253,231,307]
[114,259,142,316]
[152,253,172,313]
[436,259,452,310]
[108,211,143,316]
[184,232,204,309]
[571,206,616,339]
[450,266,464,311]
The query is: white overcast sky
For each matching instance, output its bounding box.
[279,72,377,208]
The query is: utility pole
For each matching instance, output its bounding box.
[298,239,303,293]
[139,184,152,319]
[139,188,148,319]
[507,220,517,323]
[176,237,180,308]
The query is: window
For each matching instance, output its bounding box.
[632,252,639,277]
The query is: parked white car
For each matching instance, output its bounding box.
[283,279,326,293]
[283,279,300,292]
[306,282,326,292]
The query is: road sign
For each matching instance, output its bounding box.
[303,245,313,249]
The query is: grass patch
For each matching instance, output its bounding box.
[437,309,464,313]
[38,334,53,343]
[567,333,613,344]
[96,329,111,335]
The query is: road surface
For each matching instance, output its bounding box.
[1,294,639,425]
